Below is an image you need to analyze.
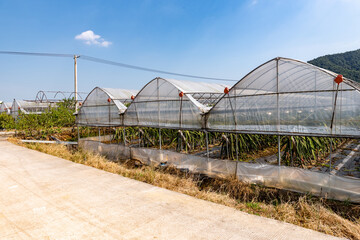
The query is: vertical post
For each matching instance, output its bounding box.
[117,128,120,144]
[159,128,162,150]
[329,76,342,174]
[235,134,239,161]
[278,135,281,166]
[74,55,79,112]
[98,127,101,142]
[329,137,333,173]
[138,128,141,147]
[235,134,239,178]
[290,137,293,167]
[205,130,209,158]
[77,125,80,142]
[123,127,126,146]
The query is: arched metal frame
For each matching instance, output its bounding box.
[34,90,87,103]
[206,57,360,138]
[122,77,228,130]
[75,58,360,138]
[76,87,138,127]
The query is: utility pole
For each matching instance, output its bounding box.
[74,55,79,111]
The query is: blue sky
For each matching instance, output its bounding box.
[1,0,360,101]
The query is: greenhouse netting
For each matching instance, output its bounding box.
[11,100,54,118]
[123,77,228,130]
[0,102,12,114]
[76,87,138,127]
[207,57,360,138]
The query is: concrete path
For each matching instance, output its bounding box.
[0,140,341,240]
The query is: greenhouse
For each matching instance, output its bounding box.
[206,57,360,138]
[123,77,228,130]
[76,87,138,127]
[11,100,54,118]
[0,102,12,114]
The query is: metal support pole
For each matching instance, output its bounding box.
[235,134,239,178]
[159,128,162,150]
[329,138,333,173]
[98,127,101,142]
[290,137,293,167]
[205,130,209,158]
[235,134,239,161]
[278,135,281,166]
[329,80,341,174]
[74,55,79,112]
[77,125,80,142]
[123,127,126,146]
[138,128,141,147]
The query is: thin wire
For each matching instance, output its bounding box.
[0,51,73,58]
[80,55,238,82]
[0,50,239,82]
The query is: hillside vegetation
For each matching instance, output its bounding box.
[308,49,360,82]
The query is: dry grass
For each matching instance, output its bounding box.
[9,138,360,240]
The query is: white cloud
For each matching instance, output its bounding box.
[75,30,112,47]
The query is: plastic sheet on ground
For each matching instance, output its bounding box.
[79,138,360,203]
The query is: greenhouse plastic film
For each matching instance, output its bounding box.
[124,77,227,130]
[79,139,130,161]
[76,87,136,127]
[207,57,360,137]
[79,139,360,203]
[236,162,360,202]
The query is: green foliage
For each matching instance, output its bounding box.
[0,113,15,129]
[308,49,360,82]
[281,136,344,167]
[0,98,76,139]
[16,98,76,131]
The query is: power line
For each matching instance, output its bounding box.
[0,51,73,58]
[0,50,239,82]
[80,55,238,82]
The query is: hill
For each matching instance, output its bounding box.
[308,49,360,82]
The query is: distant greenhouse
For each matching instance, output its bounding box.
[76,87,138,127]
[123,77,228,130]
[0,102,12,114]
[11,100,54,118]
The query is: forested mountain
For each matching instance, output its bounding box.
[308,49,360,82]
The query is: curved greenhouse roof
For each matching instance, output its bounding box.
[124,77,228,129]
[76,87,138,127]
[0,102,12,114]
[11,100,53,118]
[207,57,360,137]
